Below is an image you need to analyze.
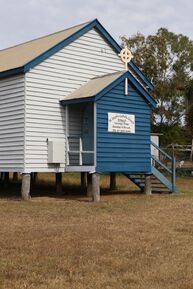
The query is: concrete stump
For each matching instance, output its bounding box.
[92,173,100,202]
[144,175,152,195]
[21,173,31,200]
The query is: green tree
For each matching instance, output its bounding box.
[186,103,193,137]
[185,78,193,109]
[121,28,193,127]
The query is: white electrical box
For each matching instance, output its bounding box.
[48,140,65,164]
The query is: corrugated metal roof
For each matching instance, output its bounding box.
[0,19,154,92]
[63,71,124,101]
[0,21,90,73]
[61,70,157,108]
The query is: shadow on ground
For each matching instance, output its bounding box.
[0,179,142,201]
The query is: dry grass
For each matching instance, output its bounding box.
[1,175,193,288]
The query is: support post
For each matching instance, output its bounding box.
[13,172,18,182]
[1,172,5,183]
[55,173,62,194]
[87,173,92,197]
[92,173,100,202]
[110,172,116,190]
[34,172,38,184]
[21,173,31,200]
[0,172,4,182]
[4,172,9,187]
[31,172,38,185]
[81,172,87,189]
[144,175,152,195]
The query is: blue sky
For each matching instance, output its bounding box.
[0,0,193,49]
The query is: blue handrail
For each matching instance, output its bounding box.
[172,157,176,192]
[151,141,172,161]
[151,141,177,193]
[151,155,172,174]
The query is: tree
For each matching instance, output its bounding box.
[186,103,193,136]
[185,78,193,110]
[121,28,193,127]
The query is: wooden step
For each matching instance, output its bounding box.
[126,175,145,179]
[126,178,168,190]
[152,187,170,192]
[151,183,163,186]
[124,172,174,193]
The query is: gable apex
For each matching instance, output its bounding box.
[0,19,154,91]
[96,71,157,108]
[0,19,122,79]
[61,70,157,109]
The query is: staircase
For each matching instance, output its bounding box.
[124,141,178,193]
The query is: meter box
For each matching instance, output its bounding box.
[48,140,65,164]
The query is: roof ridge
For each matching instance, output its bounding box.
[61,69,156,109]
[92,70,125,80]
[0,19,92,52]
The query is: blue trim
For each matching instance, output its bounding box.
[172,157,177,193]
[1,19,122,79]
[60,71,157,109]
[93,21,154,90]
[95,71,157,109]
[151,141,172,160]
[0,18,154,90]
[93,19,121,53]
[60,96,94,105]
[152,166,173,192]
[24,19,122,72]
[129,61,154,91]
[151,155,172,174]
[0,66,24,79]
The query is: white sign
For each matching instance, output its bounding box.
[108,112,135,133]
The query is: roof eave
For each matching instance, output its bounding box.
[0,66,25,79]
[23,18,122,74]
[60,96,95,105]
[129,61,154,91]
[61,71,157,109]
[0,18,154,91]
[95,71,157,109]
[93,21,154,91]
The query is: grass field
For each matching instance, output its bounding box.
[1,175,193,289]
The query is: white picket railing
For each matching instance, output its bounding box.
[67,135,94,166]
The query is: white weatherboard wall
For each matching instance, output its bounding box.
[25,28,124,172]
[0,75,25,172]
[151,135,159,159]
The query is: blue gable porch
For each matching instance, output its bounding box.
[61,70,156,173]
[96,80,152,173]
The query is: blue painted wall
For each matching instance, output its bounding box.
[96,80,151,173]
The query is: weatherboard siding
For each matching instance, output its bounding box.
[0,75,25,172]
[24,80,66,172]
[25,28,124,172]
[96,81,151,173]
